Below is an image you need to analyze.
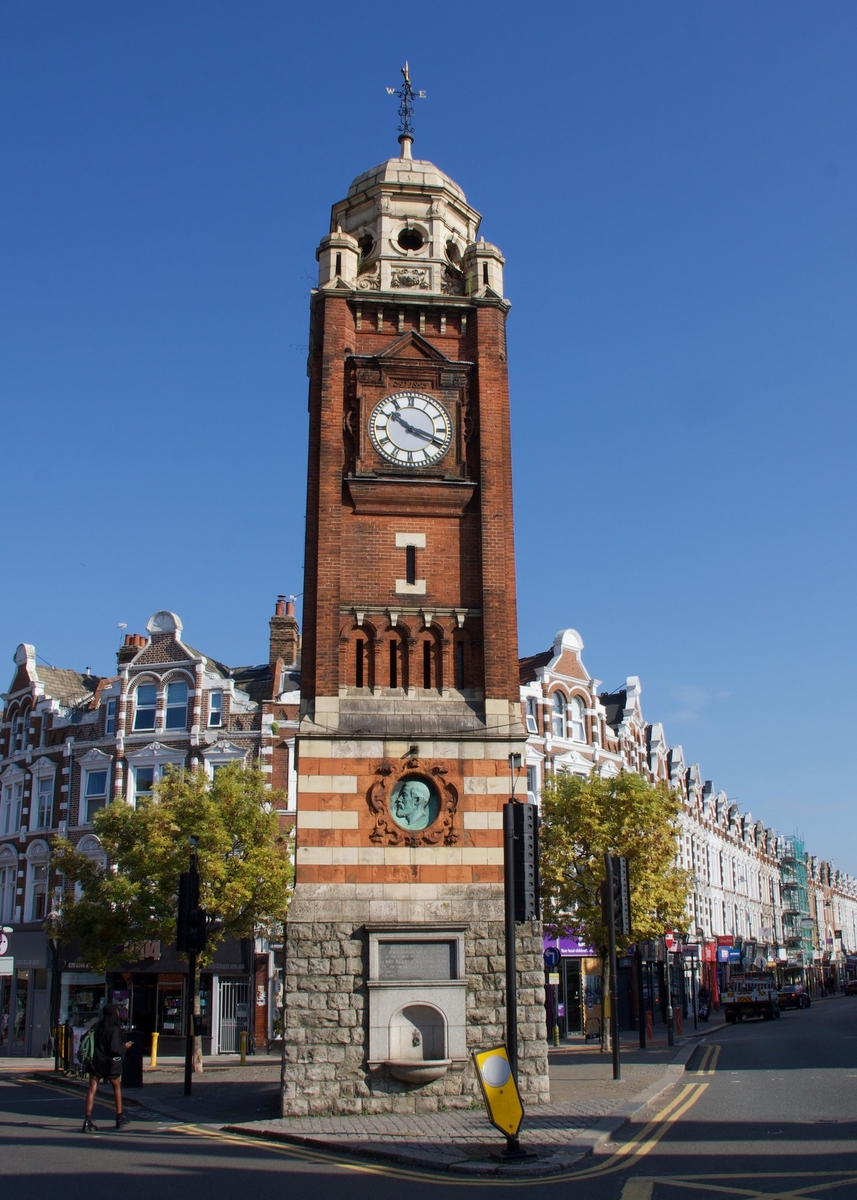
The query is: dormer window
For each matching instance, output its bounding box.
[165,681,189,730]
[208,691,223,728]
[134,684,157,731]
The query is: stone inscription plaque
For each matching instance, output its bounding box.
[378,940,456,981]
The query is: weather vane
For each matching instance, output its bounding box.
[386,61,426,137]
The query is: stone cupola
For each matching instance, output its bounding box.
[316,140,504,300]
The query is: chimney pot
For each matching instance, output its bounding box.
[286,600,295,616]
[275,595,286,616]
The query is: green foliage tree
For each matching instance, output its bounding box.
[54,763,293,1065]
[540,770,690,1047]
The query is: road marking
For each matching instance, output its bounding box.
[621,1181,655,1199]
[622,1171,857,1199]
[693,1045,721,1076]
[571,1082,709,1180]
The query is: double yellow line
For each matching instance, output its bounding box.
[693,1043,721,1076]
[571,1080,709,1181]
[178,1081,708,1189]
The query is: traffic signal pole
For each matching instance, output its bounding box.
[605,851,621,1081]
[184,943,196,1097]
[503,800,518,1081]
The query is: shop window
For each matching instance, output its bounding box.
[208,691,223,727]
[83,770,108,823]
[165,681,189,730]
[133,684,157,731]
[551,692,567,738]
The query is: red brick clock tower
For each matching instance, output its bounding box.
[282,122,548,1116]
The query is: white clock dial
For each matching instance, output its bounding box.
[368,391,453,466]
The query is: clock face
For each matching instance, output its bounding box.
[368,391,452,466]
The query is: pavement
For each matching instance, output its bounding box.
[7,1001,825,1178]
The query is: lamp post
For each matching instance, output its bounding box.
[46,907,62,1070]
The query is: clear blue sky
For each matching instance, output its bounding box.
[2,3,855,869]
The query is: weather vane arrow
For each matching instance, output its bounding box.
[386,61,426,148]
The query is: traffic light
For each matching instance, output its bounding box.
[176,870,208,953]
[601,855,632,937]
[513,802,540,922]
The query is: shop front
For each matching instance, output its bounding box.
[542,934,599,1041]
[1,930,51,1057]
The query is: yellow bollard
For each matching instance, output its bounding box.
[150,1032,159,1068]
[239,1030,247,1065]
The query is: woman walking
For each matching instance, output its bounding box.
[81,1002,133,1133]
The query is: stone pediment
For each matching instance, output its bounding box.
[375,330,450,362]
[79,747,111,766]
[126,741,186,764]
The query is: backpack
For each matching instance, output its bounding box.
[77,1026,97,1067]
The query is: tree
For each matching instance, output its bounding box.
[54,763,294,1068]
[539,770,690,1049]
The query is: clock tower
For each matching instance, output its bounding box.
[282,121,548,1116]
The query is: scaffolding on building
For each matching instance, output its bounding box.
[780,835,814,965]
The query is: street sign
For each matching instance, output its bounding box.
[664,931,676,951]
[548,972,560,986]
[472,1045,524,1139]
[0,932,8,956]
[543,946,560,969]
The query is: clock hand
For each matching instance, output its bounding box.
[391,411,446,446]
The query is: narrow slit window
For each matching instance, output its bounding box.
[455,642,465,690]
[355,639,365,688]
[423,641,432,689]
[406,544,416,586]
[482,262,489,286]
[389,640,398,689]
[335,252,342,275]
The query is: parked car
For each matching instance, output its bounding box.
[778,984,811,1009]
[844,979,857,996]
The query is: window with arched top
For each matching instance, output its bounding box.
[0,846,17,924]
[551,692,567,738]
[418,633,442,691]
[165,680,189,730]
[570,696,586,742]
[133,682,157,731]
[25,841,49,923]
[384,634,408,691]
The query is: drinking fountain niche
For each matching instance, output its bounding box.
[366,924,467,1084]
[387,1003,450,1083]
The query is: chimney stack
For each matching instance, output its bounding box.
[269,595,299,666]
[117,632,149,667]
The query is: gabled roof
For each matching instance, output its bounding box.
[600,690,627,729]
[519,649,552,684]
[35,667,101,708]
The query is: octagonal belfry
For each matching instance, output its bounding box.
[281,133,548,1116]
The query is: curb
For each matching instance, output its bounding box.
[225,1040,706,1178]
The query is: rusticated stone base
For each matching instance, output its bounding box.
[280,883,549,1116]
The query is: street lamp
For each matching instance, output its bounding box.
[46,907,62,1070]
